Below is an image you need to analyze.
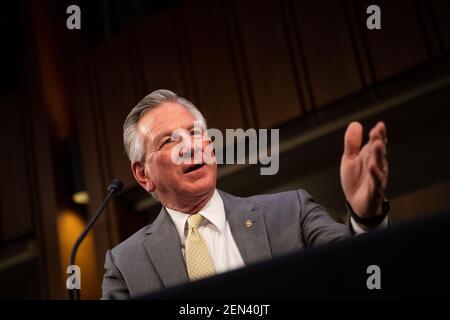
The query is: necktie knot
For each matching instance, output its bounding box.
[187,213,204,230]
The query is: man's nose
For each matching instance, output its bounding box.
[178,136,204,159]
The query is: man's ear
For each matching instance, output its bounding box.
[131,161,156,193]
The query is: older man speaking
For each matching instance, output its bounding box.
[101,89,389,299]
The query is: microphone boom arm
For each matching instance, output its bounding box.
[68,179,123,300]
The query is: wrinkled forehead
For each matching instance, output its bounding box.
[136,106,204,146]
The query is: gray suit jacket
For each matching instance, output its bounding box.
[101,189,351,299]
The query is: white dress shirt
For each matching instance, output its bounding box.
[166,189,245,275]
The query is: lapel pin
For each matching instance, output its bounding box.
[244,219,252,228]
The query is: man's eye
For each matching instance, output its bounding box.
[190,130,202,136]
[161,138,172,147]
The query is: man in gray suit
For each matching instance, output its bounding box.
[102,89,389,299]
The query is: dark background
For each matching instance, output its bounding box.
[0,0,449,299]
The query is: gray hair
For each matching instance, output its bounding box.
[123,89,207,162]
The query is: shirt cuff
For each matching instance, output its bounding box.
[350,215,389,235]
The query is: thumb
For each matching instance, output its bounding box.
[343,121,363,157]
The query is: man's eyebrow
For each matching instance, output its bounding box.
[152,129,173,145]
[152,125,196,145]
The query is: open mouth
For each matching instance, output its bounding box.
[183,163,205,174]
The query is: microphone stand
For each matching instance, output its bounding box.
[68,180,123,300]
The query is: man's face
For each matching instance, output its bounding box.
[133,102,217,205]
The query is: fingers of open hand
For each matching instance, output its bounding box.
[344,121,363,157]
[369,139,388,192]
[369,121,388,145]
[369,121,388,174]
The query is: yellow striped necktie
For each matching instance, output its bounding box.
[185,213,216,281]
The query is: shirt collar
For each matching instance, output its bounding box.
[166,189,226,239]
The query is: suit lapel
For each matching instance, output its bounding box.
[219,190,272,265]
[142,208,188,288]
[141,190,272,286]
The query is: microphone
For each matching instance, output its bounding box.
[68,179,123,300]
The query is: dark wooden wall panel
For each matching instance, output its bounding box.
[357,0,429,81]
[0,92,33,240]
[136,9,186,98]
[430,0,450,53]
[94,33,138,188]
[180,0,246,132]
[233,0,302,128]
[292,0,363,107]
[67,40,120,270]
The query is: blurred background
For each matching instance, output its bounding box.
[0,0,449,299]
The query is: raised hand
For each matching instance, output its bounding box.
[340,121,388,219]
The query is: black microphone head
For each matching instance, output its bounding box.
[108,179,123,195]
